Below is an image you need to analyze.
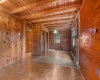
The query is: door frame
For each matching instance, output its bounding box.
[71,11,80,67]
[40,29,49,55]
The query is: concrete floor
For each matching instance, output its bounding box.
[0,50,84,80]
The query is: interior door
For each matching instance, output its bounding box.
[26,30,33,53]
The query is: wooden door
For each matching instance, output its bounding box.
[26,30,33,53]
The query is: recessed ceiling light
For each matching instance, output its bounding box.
[0,0,6,3]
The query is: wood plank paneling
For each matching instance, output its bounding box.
[20,3,80,20]
[80,0,100,80]
[0,0,42,10]
[0,0,82,25]
[49,28,71,51]
[0,8,24,69]
[32,25,41,56]
[26,30,33,53]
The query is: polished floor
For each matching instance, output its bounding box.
[0,50,84,80]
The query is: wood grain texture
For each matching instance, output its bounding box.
[49,29,71,51]
[13,0,81,15]
[0,0,82,25]
[26,30,33,53]
[21,5,79,20]
[80,0,100,80]
[32,25,41,56]
[0,0,43,10]
[0,8,24,69]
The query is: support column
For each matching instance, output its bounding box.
[22,21,26,58]
[44,32,46,54]
[48,32,49,50]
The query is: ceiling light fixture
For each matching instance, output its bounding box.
[54,30,58,34]
[0,0,6,3]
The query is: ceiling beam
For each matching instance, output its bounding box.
[42,20,73,25]
[20,3,80,20]
[12,0,81,15]
[46,24,69,26]
[45,23,71,29]
[29,14,75,23]
[11,0,56,14]
[48,26,70,29]
[32,17,75,24]
[46,24,70,28]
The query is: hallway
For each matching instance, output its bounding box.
[0,50,84,80]
[0,0,100,80]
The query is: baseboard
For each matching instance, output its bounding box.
[71,51,85,80]
[71,51,80,68]
[79,69,86,80]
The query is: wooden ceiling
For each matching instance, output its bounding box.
[0,0,82,27]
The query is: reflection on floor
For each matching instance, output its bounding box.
[33,50,77,68]
[45,50,73,60]
[0,50,84,80]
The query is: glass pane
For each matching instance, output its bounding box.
[54,33,61,43]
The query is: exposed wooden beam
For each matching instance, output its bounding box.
[46,24,69,27]
[29,14,75,23]
[42,20,73,25]
[33,18,75,24]
[46,24,70,28]
[20,3,81,20]
[48,26,70,29]
[11,0,56,14]
[19,0,81,15]
[45,23,71,28]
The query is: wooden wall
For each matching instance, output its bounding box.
[26,24,49,56]
[49,29,71,51]
[80,0,100,80]
[26,30,33,53]
[32,25,41,56]
[0,8,24,68]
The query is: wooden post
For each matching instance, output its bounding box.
[23,21,26,58]
[48,31,49,50]
[44,31,46,55]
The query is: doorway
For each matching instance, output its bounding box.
[41,30,49,55]
[26,29,33,53]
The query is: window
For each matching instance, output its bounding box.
[72,28,76,46]
[54,32,61,44]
